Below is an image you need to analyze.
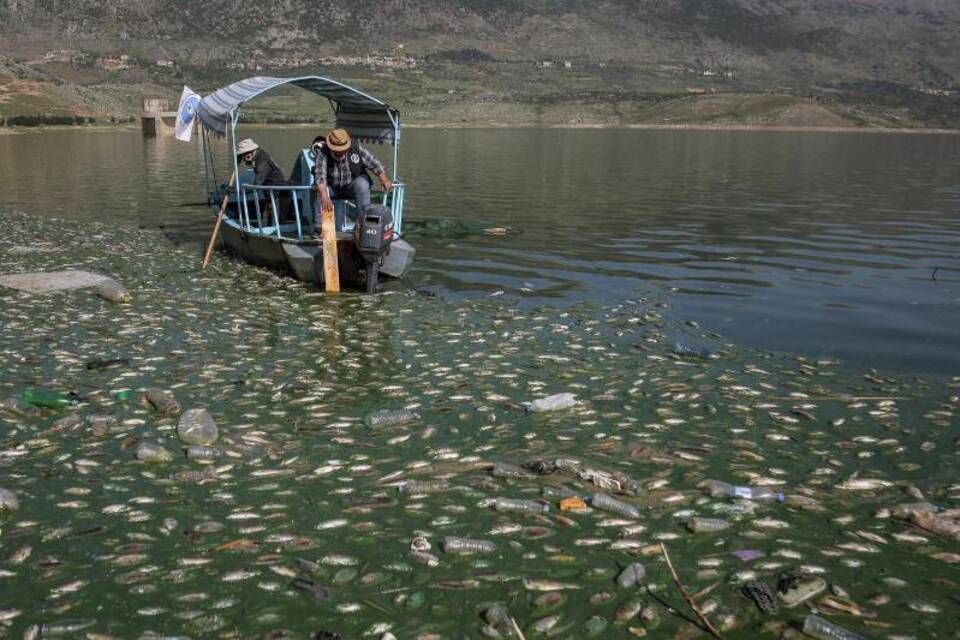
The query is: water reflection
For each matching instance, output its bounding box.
[0,127,958,373]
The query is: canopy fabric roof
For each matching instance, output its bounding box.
[198,75,399,143]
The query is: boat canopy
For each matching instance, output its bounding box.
[198,75,399,143]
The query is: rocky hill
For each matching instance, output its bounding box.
[1,0,958,127]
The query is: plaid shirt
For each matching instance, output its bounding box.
[314,144,385,189]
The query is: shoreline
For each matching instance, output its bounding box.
[1,121,958,135]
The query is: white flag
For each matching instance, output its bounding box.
[174,85,201,142]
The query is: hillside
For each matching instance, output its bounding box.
[1,0,958,128]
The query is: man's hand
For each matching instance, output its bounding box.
[316,184,333,213]
[379,174,393,193]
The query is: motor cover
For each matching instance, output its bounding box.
[354,204,394,260]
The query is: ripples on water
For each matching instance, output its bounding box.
[0,127,958,373]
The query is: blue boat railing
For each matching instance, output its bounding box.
[231,181,405,241]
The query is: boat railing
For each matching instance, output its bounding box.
[235,181,406,241]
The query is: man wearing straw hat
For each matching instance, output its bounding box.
[313,127,392,219]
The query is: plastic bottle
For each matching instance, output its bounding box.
[364,408,419,429]
[20,389,78,409]
[184,445,222,461]
[686,517,732,533]
[443,537,497,554]
[700,479,784,502]
[524,393,578,413]
[588,493,641,519]
[398,479,450,494]
[177,408,219,445]
[493,498,550,514]
[802,614,865,640]
[135,442,173,463]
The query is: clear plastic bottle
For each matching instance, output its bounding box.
[700,479,784,502]
[364,408,419,429]
[686,517,732,533]
[589,493,641,519]
[802,614,865,640]
[443,537,497,554]
[524,393,578,413]
[493,497,549,514]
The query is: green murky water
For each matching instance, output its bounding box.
[0,209,958,639]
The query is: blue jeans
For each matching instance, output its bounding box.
[330,175,371,210]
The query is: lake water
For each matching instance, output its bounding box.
[1,127,959,639]
[0,127,958,373]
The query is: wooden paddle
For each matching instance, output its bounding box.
[201,170,237,269]
[320,201,340,292]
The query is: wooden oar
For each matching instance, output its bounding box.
[201,170,237,269]
[320,201,340,292]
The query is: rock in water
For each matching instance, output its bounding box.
[524,393,578,413]
[177,408,219,445]
[616,563,646,588]
[96,280,132,303]
[135,442,173,463]
[143,388,181,415]
[0,488,19,510]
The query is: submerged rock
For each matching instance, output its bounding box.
[0,488,19,510]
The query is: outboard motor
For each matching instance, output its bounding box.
[354,204,394,293]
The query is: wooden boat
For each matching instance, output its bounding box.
[195,76,415,290]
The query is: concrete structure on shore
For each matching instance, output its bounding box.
[141,97,176,136]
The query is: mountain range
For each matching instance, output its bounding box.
[1,0,958,127]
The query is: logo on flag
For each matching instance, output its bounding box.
[174,86,201,142]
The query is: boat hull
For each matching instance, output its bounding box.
[218,222,414,287]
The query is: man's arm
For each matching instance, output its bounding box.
[358,145,391,191]
[313,151,332,212]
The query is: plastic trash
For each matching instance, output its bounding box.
[398,480,450,494]
[135,442,173,463]
[802,614,865,640]
[700,479,784,502]
[493,497,550,514]
[559,496,588,512]
[588,492,641,519]
[20,388,78,409]
[177,408,219,445]
[0,488,19,510]
[96,280,132,303]
[686,517,732,533]
[524,393,578,413]
[779,576,827,608]
[491,462,536,480]
[184,445,222,460]
[143,388,181,415]
[616,563,646,588]
[364,408,419,429]
[443,537,497,554]
[673,341,715,358]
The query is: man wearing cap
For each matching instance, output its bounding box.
[236,138,293,224]
[314,128,392,218]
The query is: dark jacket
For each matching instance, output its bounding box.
[252,149,287,186]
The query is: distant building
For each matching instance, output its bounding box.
[156,60,174,68]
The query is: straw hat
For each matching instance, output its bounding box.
[236,138,259,155]
[325,128,351,152]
